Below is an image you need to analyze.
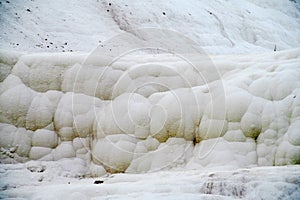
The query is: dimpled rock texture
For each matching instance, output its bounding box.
[0,49,300,174]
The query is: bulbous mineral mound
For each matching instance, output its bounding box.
[1,47,299,175]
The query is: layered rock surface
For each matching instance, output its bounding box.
[0,48,300,175]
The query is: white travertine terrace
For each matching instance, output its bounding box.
[0,48,300,175]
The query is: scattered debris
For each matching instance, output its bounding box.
[193,137,197,145]
[27,165,45,173]
[38,176,43,182]
[0,147,15,158]
[94,180,104,184]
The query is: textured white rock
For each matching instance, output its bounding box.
[0,50,22,82]
[0,77,37,127]
[89,162,106,177]
[0,48,300,175]
[32,129,58,148]
[189,137,257,168]
[11,53,85,92]
[94,93,151,140]
[127,138,193,173]
[26,91,62,131]
[52,142,76,161]
[54,92,103,141]
[29,147,52,160]
[0,123,32,158]
[92,134,138,173]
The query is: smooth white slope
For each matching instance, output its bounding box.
[0,0,300,54]
[1,163,299,200]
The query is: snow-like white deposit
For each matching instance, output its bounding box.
[1,47,300,175]
[1,163,299,200]
[1,0,300,198]
[1,0,300,54]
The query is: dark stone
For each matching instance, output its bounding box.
[94,180,104,184]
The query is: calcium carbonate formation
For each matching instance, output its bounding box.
[0,48,300,176]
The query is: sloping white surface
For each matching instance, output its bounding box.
[0,0,300,54]
[1,1,300,198]
[0,163,299,200]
